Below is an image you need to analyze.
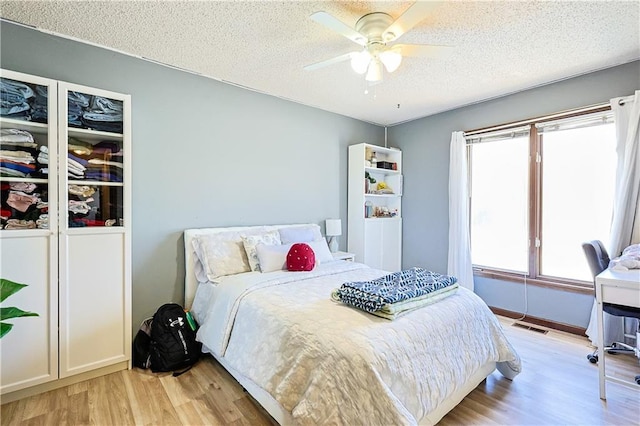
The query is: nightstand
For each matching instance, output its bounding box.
[332,251,356,262]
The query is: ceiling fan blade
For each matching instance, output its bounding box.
[310,11,367,46]
[303,52,355,71]
[395,43,453,58]
[383,1,442,42]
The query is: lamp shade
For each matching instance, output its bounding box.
[351,50,371,75]
[325,219,342,237]
[380,48,402,73]
[365,59,383,82]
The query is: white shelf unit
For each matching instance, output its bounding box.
[348,143,402,271]
[0,69,131,398]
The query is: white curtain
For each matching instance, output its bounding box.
[447,131,474,291]
[586,90,640,347]
[609,90,640,256]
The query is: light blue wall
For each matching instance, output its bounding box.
[0,22,384,330]
[390,60,640,328]
[2,20,638,331]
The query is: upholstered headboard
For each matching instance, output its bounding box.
[183,223,321,309]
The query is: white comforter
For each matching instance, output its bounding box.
[193,261,521,425]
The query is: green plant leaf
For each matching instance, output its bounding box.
[0,307,39,321]
[0,322,13,338]
[0,279,28,303]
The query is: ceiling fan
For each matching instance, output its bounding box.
[304,1,450,84]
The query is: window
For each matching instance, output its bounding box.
[468,108,617,289]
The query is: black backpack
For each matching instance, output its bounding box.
[132,317,153,369]
[134,303,201,376]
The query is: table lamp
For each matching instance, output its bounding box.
[325,219,342,253]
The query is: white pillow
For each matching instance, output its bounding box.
[256,243,292,273]
[278,224,322,244]
[306,239,334,263]
[193,256,208,283]
[192,230,260,281]
[256,239,334,273]
[242,230,281,271]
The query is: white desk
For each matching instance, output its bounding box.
[595,268,640,399]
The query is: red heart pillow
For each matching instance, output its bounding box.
[287,243,316,271]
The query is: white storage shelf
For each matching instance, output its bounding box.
[348,143,402,271]
[365,166,400,176]
[0,117,49,132]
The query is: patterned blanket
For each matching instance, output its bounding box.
[334,267,458,314]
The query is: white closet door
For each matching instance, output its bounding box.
[0,235,59,393]
[57,82,131,378]
[364,220,384,269]
[381,218,402,272]
[0,70,58,393]
[363,219,402,272]
[59,232,128,377]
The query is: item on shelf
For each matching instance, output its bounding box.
[6,191,39,212]
[36,213,48,229]
[0,128,36,144]
[372,188,395,195]
[373,206,394,218]
[377,161,395,170]
[68,184,96,197]
[4,218,36,230]
[0,78,34,119]
[365,201,373,218]
[9,182,37,193]
[67,91,91,127]
[31,85,48,123]
[68,137,93,156]
[82,96,124,133]
[365,171,376,194]
[0,130,38,179]
[0,179,49,229]
[370,151,378,167]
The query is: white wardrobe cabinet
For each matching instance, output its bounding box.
[363,218,402,271]
[348,143,402,271]
[0,69,131,399]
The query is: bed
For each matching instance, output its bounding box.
[184,224,521,425]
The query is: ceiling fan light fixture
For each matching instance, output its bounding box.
[365,59,383,82]
[382,31,396,42]
[351,50,371,74]
[379,48,402,73]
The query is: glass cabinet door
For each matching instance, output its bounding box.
[58,85,128,230]
[1,72,57,232]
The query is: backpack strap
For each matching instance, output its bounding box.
[172,364,194,377]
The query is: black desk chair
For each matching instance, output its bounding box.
[582,240,640,385]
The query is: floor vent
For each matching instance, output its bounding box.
[512,322,549,334]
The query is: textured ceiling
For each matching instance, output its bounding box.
[1,1,639,126]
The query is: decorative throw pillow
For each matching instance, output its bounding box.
[305,239,334,264]
[278,225,322,244]
[192,231,252,281]
[242,230,281,272]
[287,243,316,271]
[256,243,293,273]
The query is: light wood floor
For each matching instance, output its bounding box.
[2,317,639,425]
